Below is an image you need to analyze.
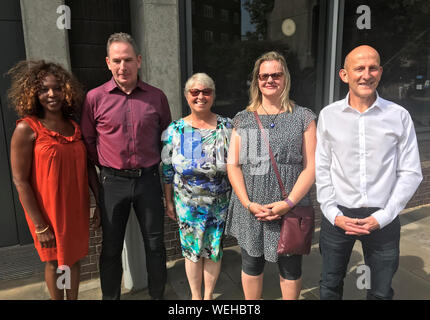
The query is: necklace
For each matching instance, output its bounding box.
[260,105,282,128]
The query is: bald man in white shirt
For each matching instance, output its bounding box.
[316,45,422,300]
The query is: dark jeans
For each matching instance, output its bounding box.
[99,167,167,300]
[319,206,400,300]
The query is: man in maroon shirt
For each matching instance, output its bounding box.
[81,32,172,300]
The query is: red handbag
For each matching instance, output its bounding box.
[253,111,315,255]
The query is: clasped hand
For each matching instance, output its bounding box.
[250,201,290,221]
[334,215,380,235]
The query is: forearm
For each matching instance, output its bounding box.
[373,171,422,228]
[315,178,342,224]
[14,181,47,228]
[163,183,174,205]
[288,167,315,205]
[227,163,250,208]
[286,118,316,206]
[87,163,100,204]
[315,121,342,224]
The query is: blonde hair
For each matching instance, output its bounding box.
[246,51,293,113]
[184,73,216,98]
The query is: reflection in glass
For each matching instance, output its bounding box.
[341,0,430,160]
[191,0,321,119]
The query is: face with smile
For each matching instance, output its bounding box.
[106,41,142,92]
[186,83,214,115]
[340,45,383,102]
[258,60,285,100]
[37,74,65,115]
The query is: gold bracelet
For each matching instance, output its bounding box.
[35,225,49,234]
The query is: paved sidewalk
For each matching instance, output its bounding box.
[1,205,430,300]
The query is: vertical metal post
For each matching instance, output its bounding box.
[328,0,339,104]
[179,0,193,116]
[185,0,193,78]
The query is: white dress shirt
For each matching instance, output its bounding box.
[316,93,423,229]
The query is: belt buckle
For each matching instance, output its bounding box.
[122,168,142,178]
[126,169,142,178]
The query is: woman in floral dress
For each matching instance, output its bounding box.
[161,73,232,300]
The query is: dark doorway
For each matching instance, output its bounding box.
[0,0,32,247]
[66,0,131,92]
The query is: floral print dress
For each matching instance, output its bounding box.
[161,115,232,262]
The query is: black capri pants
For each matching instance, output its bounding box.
[241,248,302,280]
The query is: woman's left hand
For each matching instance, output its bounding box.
[255,201,290,221]
[253,201,286,221]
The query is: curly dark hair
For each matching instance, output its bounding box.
[7,60,85,118]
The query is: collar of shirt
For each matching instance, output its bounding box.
[341,91,385,114]
[104,77,147,94]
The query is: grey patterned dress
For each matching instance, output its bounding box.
[225,105,316,262]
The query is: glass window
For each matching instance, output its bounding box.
[203,5,214,18]
[340,0,430,160]
[204,30,214,42]
[220,33,229,42]
[221,9,229,22]
[190,0,324,119]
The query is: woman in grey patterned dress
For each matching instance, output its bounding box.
[225,52,316,300]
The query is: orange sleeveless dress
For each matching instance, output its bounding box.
[18,116,90,267]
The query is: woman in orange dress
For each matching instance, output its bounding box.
[8,60,100,300]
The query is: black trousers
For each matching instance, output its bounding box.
[99,167,167,300]
[319,206,400,300]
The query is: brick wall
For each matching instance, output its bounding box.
[80,209,102,281]
[405,161,430,208]
[82,161,430,279]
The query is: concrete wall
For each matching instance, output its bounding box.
[131,0,182,121]
[20,0,71,70]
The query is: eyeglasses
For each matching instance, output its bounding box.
[188,88,213,96]
[258,72,284,81]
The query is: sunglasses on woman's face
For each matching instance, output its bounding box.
[189,88,213,96]
[258,72,284,81]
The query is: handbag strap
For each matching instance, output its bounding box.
[253,111,288,199]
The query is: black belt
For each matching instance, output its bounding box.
[102,165,158,178]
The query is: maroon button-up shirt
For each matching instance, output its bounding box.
[80,77,172,170]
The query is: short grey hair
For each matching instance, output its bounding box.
[106,32,140,57]
[184,73,216,97]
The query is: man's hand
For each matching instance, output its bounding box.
[166,202,177,221]
[335,215,371,235]
[352,216,380,233]
[91,206,101,229]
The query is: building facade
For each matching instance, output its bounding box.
[1,0,429,281]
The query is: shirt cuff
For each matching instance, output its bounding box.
[325,206,344,226]
[371,209,393,229]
